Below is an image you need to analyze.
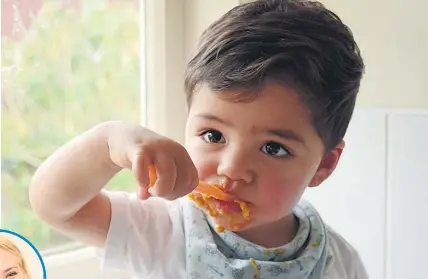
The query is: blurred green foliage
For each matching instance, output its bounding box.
[1,0,141,250]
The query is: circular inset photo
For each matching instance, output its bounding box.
[0,230,46,279]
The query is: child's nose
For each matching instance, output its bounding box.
[217,148,255,184]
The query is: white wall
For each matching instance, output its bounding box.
[303,109,428,279]
[184,0,240,60]
[386,113,428,279]
[320,0,428,108]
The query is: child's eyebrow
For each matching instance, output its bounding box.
[193,113,233,126]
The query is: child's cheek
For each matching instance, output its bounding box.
[261,180,288,203]
[192,159,216,181]
[259,178,302,213]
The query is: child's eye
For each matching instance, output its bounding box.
[201,130,225,143]
[261,142,289,157]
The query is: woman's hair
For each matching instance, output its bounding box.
[0,236,32,279]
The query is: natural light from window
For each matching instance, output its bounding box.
[1,0,143,254]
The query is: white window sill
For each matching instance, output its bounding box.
[43,246,96,267]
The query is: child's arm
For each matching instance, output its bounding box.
[29,122,120,247]
[29,121,198,248]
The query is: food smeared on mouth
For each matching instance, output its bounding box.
[188,183,251,232]
[147,165,252,232]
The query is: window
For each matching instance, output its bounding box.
[1,0,143,252]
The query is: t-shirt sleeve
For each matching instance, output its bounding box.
[326,226,370,279]
[350,251,369,279]
[96,190,184,275]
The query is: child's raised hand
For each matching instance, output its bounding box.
[107,122,199,200]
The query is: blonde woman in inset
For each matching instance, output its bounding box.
[0,236,32,279]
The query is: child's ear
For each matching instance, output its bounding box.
[308,140,345,187]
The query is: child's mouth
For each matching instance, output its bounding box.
[188,191,252,231]
[211,198,243,214]
[185,175,252,232]
[148,167,252,231]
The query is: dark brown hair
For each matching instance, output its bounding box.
[184,0,365,152]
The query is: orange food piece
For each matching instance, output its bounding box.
[274,249,285,255]
[236,200,250,219]
[148,165,157,187]
[264,249,271,255]
[249,258,259,279]
[194,181,232,201]
[215,225,225,233]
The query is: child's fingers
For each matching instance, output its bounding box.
[171,154,199,198]
[137,186,148,200]
[131,149,151,189]
[150,153,177,199]
[138,186,152,200]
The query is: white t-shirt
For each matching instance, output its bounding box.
[97,191,369,279]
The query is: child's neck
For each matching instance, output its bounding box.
[236,214,299,248]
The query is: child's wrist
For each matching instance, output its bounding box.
[89,121,126,171]
[101,121,140,170]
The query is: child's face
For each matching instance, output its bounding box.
[185,82,342,232]
[0,250,27,279]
